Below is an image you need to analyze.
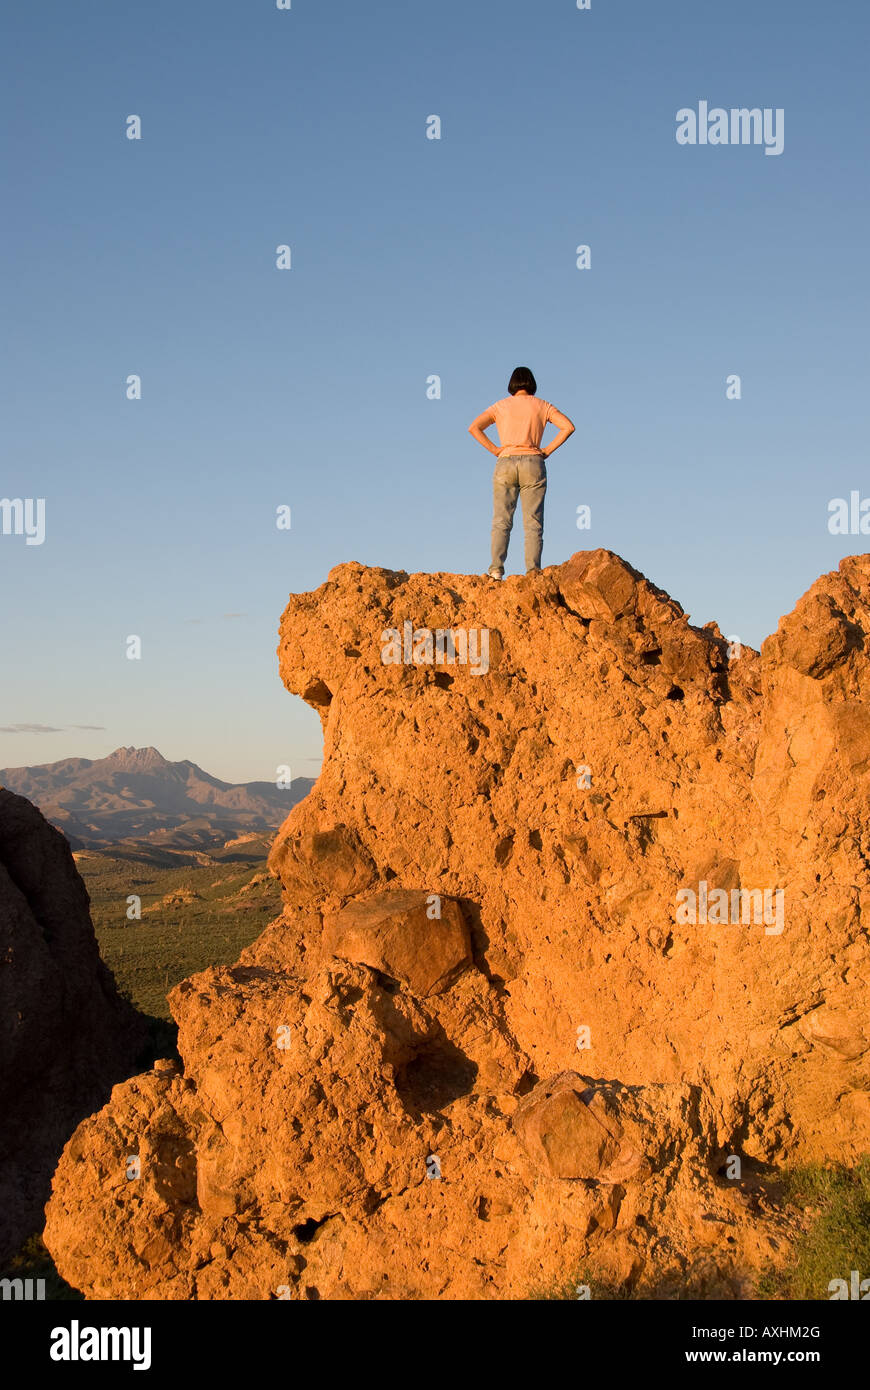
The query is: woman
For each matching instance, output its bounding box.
[468,367,574,578]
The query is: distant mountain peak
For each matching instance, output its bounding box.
[0,747,315,851]
[106,746,171,769]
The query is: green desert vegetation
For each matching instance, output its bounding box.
[78,842,282,1026]
[755,1158,870,1300]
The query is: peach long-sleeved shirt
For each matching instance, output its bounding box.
[477,396,572,458]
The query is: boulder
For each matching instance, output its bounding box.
[323,888,471,995]
[269,822,376,903]
[512,1073,647,1182]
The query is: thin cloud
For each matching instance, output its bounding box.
[0,723,64,734]
[0,722,105,734]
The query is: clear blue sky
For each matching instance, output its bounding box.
[2,0,868,783]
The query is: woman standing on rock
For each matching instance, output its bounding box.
[468,367,574,579]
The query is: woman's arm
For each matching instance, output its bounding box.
[542,406,575,459]
[468,409,500,456]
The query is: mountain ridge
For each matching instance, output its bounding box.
[0,746,314,850]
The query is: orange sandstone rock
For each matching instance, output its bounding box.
[43,550,870,1299]
[323,889,472,996]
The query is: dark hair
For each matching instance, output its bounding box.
[508,366,537,396]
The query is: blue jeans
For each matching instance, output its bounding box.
[490,453,547,574]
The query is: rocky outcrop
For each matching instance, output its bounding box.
[0,789,145,1262]
[44,550,870,1298]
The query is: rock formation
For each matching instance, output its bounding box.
[44,550,870,1298]
[0,789,145,1263]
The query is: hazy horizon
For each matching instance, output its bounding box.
[0,740,315,780]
